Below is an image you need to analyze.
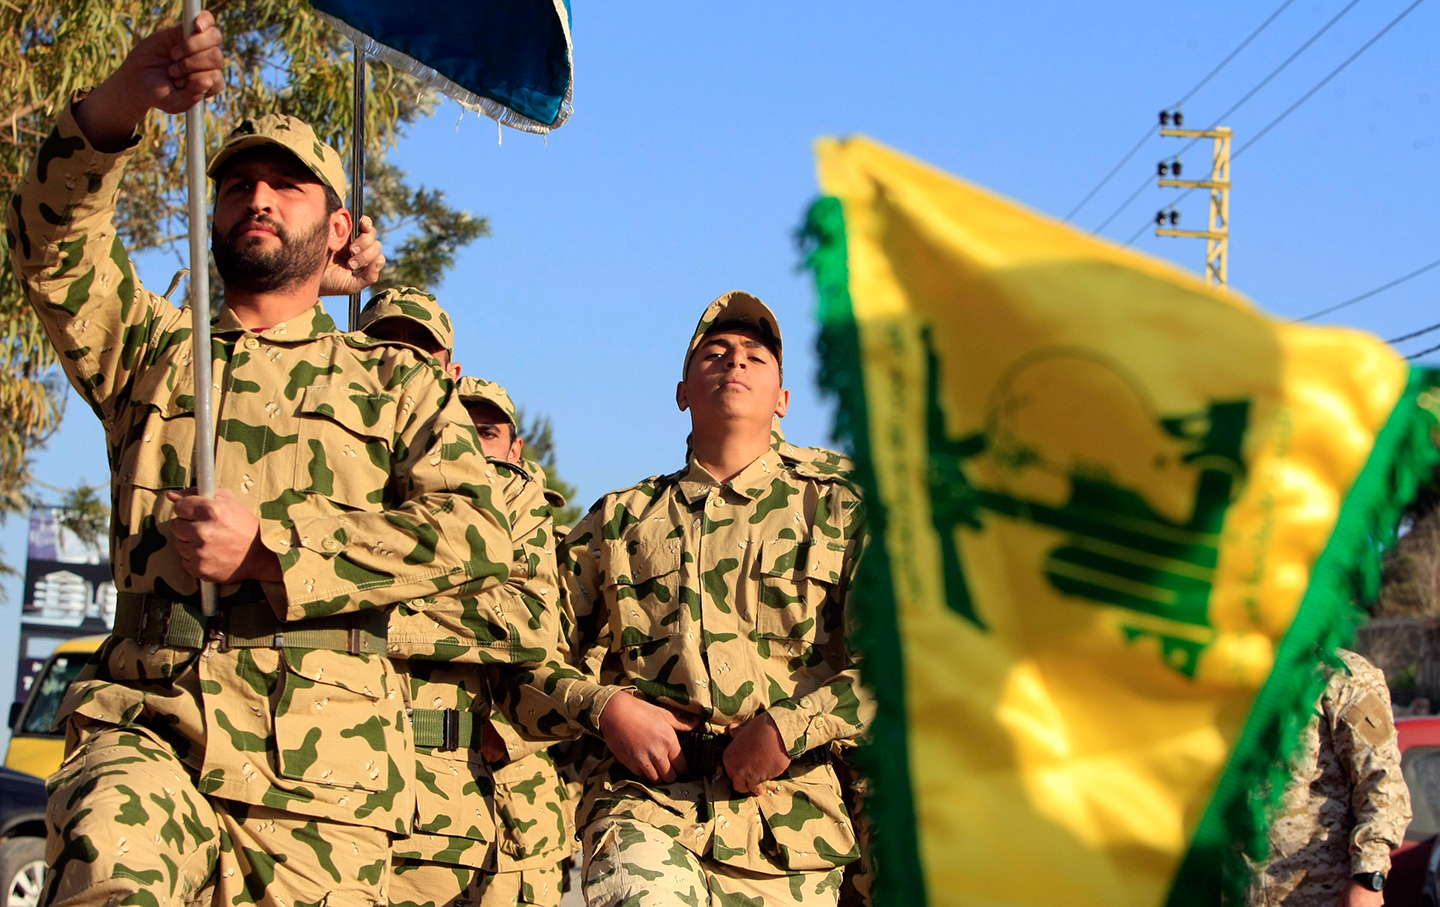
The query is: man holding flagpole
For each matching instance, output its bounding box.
[7,13,515,907]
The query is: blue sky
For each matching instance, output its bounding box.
[2,0,1436,738]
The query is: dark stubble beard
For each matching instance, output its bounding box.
[212,213,331,294]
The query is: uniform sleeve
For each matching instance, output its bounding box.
[1330,655,1412,874]
[486,677,556,763]
[505,506,629,740]
[765,484,877,757]
[7,96,179,423]
[261,372,514,618]
[385,466,561,666]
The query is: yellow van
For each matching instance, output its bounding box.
[4,636,105,779]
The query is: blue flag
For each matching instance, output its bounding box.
[311,0,573,133]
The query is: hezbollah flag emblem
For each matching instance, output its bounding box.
[805,136,1440,906]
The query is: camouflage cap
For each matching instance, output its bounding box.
[356,287,455,355]
[683,290,783,379]
[457,376,518,428]
[206,113,348,199]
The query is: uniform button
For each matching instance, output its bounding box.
[799,696,813,709]
[321,538,338,551]
[244,337,260,349]
[814,716,828,732]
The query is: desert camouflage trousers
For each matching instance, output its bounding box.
[44,727,391,907]
[390,859,562,907]
[580,818,843,907]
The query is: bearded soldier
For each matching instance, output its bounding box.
[7,15,513,907]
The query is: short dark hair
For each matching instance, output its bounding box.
[696,319,783,380]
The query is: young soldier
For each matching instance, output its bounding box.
[7,16,513,907]
[524,290,874,907]
[357,293,572,907]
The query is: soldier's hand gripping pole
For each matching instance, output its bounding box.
[183,0,219,618]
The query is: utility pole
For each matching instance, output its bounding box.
[1153,109,1231,289]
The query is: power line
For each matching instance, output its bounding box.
[1124,0,1430,249]
[1091,0,1366,236]
[1236,0,1429,157]
[1295,255,1440,323]
[1177,0,1303,107]
[1407,341,1440,360]
[1064,0,1299,222]
[1389,320,1440,344]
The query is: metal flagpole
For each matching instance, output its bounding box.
[348,43,365,329]
[183,0,218,618]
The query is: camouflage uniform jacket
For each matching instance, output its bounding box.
[8,100,513,834]
[523,446,873,874]
[389,457,571,870]
[1247,649,1411,905]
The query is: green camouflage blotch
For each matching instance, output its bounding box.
[213,711,267,752]
[217,419,297,464]
[766,790,825,831]
[290,821,341,884]
[702,558,739,614]
[280,726,322,777]
[750,478,799,523]
[304,439,333,495]
[338,715,387,751]
[284,360,341,400]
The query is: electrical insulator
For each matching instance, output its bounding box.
[1158,162,1168,176]
[1160,111,1170,126]
[1173,111,1184,127]
[1155,211,1165,226]
[1169,210,1180,226]
[1172,160,1182,177]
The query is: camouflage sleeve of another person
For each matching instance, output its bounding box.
[504,504,626,740]
[765,483,878,757]
[263,383,514,618]
[7,97,170,419]
[1329,649,1412,874]
[387,461,560,665]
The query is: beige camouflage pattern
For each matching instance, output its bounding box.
[8,101,515,907]
[356,287,455,357]
[458,376,519,429]
[517,444,873,879]
[8,100,514,832]
[207,113,348,199]
[582,817,843,907]
[1246,649,1411,906]
[390,859,562,907]
[384,454,569,907]
[45,727,392,907]
[682,290,783,378]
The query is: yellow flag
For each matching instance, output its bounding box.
[805,136,1439,906]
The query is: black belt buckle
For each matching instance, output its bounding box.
[441,708,461,751]
[678,730,729,779]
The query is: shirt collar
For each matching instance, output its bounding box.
[211,301,339,340]
[676,447,786,505]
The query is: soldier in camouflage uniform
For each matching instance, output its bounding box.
[517,290,873,907]
[358,296,572,907]
[8,17,514,907]
[1246,649,1411,906]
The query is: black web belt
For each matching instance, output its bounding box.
[114,591,387,655]
[676,728,832,781]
